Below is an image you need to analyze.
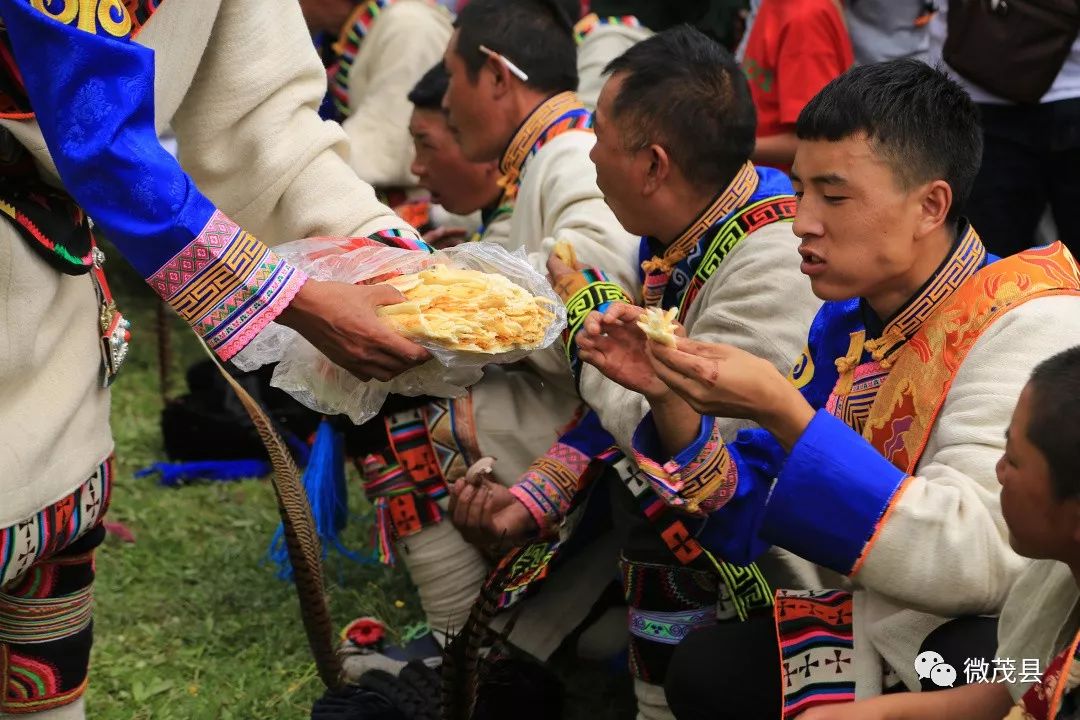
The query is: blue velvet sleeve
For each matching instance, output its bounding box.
[628,300,869,567]
[0,0,307,359]
[759,410,908,575]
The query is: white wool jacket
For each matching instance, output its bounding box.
[576,22,653,110]
[339,0,453,188]
[0,0,416,528]
[856,295,1080,695]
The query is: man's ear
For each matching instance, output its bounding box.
[642,143,671,197]
[487,53,513,100]
[915,179,953,240]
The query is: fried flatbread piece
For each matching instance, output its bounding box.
[636,306,678,347]
[377,265,557,353]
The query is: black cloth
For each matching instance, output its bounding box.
[663,615,999,720]
[966,98,1080,259]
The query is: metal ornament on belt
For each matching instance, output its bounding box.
[92,244,131,387]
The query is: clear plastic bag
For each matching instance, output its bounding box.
[233,239,567,424]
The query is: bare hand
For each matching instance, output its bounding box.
[276,279,431,382]
[422,226,469,249]
[577,303,675,400]
[546,250,586,302]
[448,478,537,549]
[647,338,814,450]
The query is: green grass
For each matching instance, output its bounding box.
[89,265,426,719]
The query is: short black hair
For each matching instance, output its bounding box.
[1027,346,1080,500]
[408,61,448,111]
[796,59,983,226]
[453,0,577,95]
[603,25,755,191]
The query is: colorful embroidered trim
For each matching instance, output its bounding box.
[489,540,560,611]
[563,277,630,377]
[361,398,477,564]
[0,523,105,714]
[825,358,890,436]
[615,452,772,623]
[631,418,737,517]
[628,606,715,645]
[641,162,759,308]
[498,92,593,203]
[776,589,856,719]
[674,195,798,320]
[508,442,593,532]
[0,460,111,590]
[329,0,397,119]
[146,210,308,361]
[0,189,94,275]
[864,240,1080,474]
[878,225,985,346]
[573,13,642,44]
[620,557,720,683]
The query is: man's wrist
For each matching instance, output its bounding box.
[759,377,814,451]
[276,279,319,330]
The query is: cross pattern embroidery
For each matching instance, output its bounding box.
[661,521,702,564]
[824,649,852,674]
[797,654,820,679]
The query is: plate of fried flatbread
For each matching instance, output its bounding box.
[377,264,560,353]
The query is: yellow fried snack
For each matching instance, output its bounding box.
[636,306,679,347]
[377,264,557,353]
[552,239,578,267]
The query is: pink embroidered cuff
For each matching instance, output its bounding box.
[630,413,738,517]
[147,211,309,361]
[508,442,593,533]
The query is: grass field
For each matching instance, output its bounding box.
[89,265,633,719]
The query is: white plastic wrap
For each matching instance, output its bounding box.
[233,239,567,424]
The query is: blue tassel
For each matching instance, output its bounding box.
[136,459,271,487]
[268,419,373,580]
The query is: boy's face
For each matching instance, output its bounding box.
[409,108,501,216]
[442,30,506,164]
[590,74,654,237]
[790,135,930,306]
[998,385,1079,559]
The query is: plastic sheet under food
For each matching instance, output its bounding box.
[233,239,567,424]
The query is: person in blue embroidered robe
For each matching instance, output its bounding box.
[789,353,1080,720]
[617,60,1080,718]
[450,27,823,720]
[0,1,432,716]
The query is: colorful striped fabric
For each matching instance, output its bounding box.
[0,460,111,591]
[573,13,642,44]
[776,589,855,718]
[329,0,397,120]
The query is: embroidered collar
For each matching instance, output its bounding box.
[573,13,643,44]
[495,91,592,208]
[641,162,759,276]
[499,91,587,177]
[861,222,987,361]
